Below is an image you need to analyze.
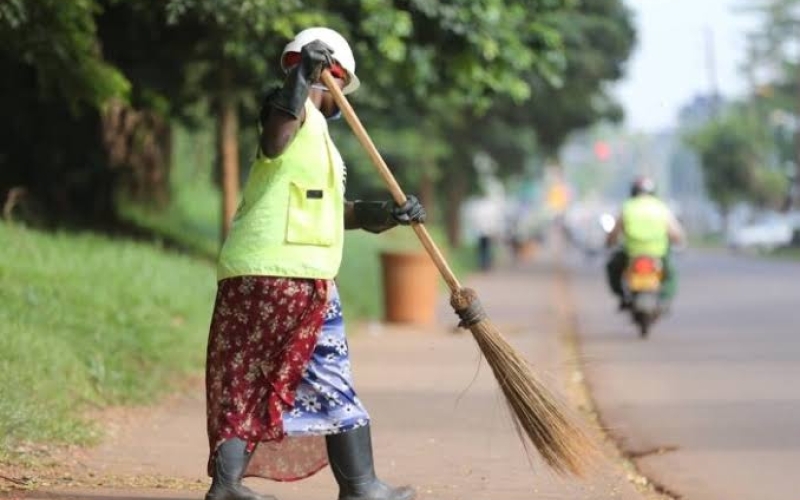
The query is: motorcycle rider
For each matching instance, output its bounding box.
[605,176,685,310]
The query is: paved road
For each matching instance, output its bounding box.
[569,250,800,500]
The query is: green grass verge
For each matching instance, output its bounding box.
[0,223,216,457]
[118,179,222,261]
[769,246,800,260]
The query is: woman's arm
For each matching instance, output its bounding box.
[344,201,359,230]
[259,40,333,158]
[259,95,304,159]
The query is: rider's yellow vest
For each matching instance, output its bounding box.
[622,195,670,257]
[216,100,345,281]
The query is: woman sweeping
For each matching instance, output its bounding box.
[204,27,428,500]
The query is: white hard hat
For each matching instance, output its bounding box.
[281,27,360,95]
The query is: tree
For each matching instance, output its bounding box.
[0,0,129,110]
[430,0,636,246]
[0,0,636,244]
[742,0,800,206]
[685,111,778,225]
[0,0,131,225]
[525,0,636,159]
[96,0,206,208]
[164,0,569,243]
[385,0,567,246]
[0,0,202,224]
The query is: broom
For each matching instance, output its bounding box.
[322,70,598,476]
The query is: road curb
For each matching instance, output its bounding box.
[553,261,680,500]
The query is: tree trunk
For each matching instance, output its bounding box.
[445,175,465,249]
[101,100,171,208]
[218,64,240,242]
[721,204,731,237]
[419,164,435,225]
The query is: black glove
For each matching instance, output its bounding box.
[269,40,334,119]
[354,195,427,234]
[390,195,426,225]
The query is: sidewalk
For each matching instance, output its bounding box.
[16,258,649,500]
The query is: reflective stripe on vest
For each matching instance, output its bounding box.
[216,100,345,281]
[621,195,670,257]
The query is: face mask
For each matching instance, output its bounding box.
[327,108,342,121]
[308,84,341,120]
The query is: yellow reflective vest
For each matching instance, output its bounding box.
[621,195,670,257]
[216,100,345,281]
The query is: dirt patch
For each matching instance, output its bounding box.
[1,444,205,495]
[1,377,209,496]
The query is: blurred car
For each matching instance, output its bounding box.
[726,213,794,252]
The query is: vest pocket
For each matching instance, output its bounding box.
[286,181,336,246]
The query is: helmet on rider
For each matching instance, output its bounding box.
[630,176,656,197]
[281,27,360,95]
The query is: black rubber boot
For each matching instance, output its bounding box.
[205,439,276,500]
[326,424,415,500]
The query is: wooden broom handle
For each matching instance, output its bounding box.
[321,70,462,292]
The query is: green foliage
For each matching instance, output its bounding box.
[0,1,164,226]
[751,166,791,208]
[165,0,327,91]
[418,0,636,216]
[0,0,637,229]
[686,116,754,210]
[0,223,216,454]
[524,0,636,156]
[685,111,775,211]
[691,0,799,212]
[0,0,129,110]
[385,0,566,109]
[740,0,800,192]
[97,1,206,117]
[163,2,566,123]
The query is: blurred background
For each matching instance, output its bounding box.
[1,0,799,495]
[3,0,798,268]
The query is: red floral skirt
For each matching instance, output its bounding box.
[205,276,329,481]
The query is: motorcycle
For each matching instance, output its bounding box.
[599,212,670,338]
[622,254,665,338]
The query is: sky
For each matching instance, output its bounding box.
[613,0,759,132]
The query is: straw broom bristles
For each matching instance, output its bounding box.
[452,288,599,476]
